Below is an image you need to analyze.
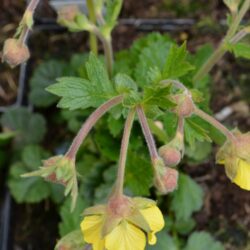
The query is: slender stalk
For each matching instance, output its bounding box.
[193,0,250,83]
[26,0,40,12]
[194,107,236,142]
[91,25,113,76]
[87,0,98,55]
[136,105,159,162]
[114,109,135,197]
[66,96,123,159]
[160,79,188,93]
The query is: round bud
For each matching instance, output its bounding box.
[2,39,30,68]
[57,5,80,24]
[172,94,195,117]
[159,145,181,167]
[154,167,179,194]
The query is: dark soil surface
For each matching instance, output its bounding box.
[0,1,249,249]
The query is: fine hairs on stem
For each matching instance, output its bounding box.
[114,109,135,197]
[66,96,123,160]
[136,105,159,161]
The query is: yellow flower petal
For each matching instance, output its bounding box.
[148,232,157,245]
[233,159,250,191]
[105,220,146,250]
[80,215,105,250]
[140,205,165,232]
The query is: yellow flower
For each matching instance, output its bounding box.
[80,196,164,250]
[216,130,250,191]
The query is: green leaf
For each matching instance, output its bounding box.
[47,54,115,110]
[59,196,88,237]
[184,117,212,148]
[171,173,204,221]
[108,115,124,137]
[125,151,153,196]
[174,218,196,235]
[184,232,224,250]
[29,60,66,107]
[146,231,178,250]
[229,42,250,59]
[135,40,172,87]
[0,131,16,146]
[143,84,173,110]
[55,230,85,250]
[105,0,122,29]
[115,73,138,94]
[1,107,47,147]
[163,42,194,79]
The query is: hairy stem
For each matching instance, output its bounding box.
[87,0,98,55]
[26,0,40,12]
[137,105,159,162]
[66,96,123,159]
[114,109,135,197]
[194,107,236,142]
[193,0,250,83]
[91,25,114,76]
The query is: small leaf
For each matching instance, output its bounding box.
[163,42,194,79]
[47,54,115,110]
[171,173,204,221]
[1,107,47,147]
[105,0,122,29]
[229,42,250,59]
[29,60,66,107]
[184,232,224,250]
[115,73,137,94]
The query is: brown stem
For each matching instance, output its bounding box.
[114,109,135,197]
[136,105,159,162]
[65,96,123,159]
[27,0,40,12]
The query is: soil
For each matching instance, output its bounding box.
[0,1,250,249]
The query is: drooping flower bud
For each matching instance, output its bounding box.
[57,5,91,32]
[57,5,80,25]
[2,38,30,68]
[153,158,179,194]
[159,145,181,167]
[22,155,78,210]
[216,130,250,191]
[172,93,195,117]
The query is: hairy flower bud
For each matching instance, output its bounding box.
[159,145,181,167]
[57,5,80,24]
[153,158,179,194]
[22,155,78,210]
[2,38,30,68]
[172,93,195,117]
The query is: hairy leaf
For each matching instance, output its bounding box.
[171,173,204,221]
[184,232,224,250]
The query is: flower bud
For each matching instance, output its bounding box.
[172,93,195,117]
[22,155,78,210]
[57,5,80,24]
[2,38,30,68]
[159,145,181,167]
[153,158,179,194]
